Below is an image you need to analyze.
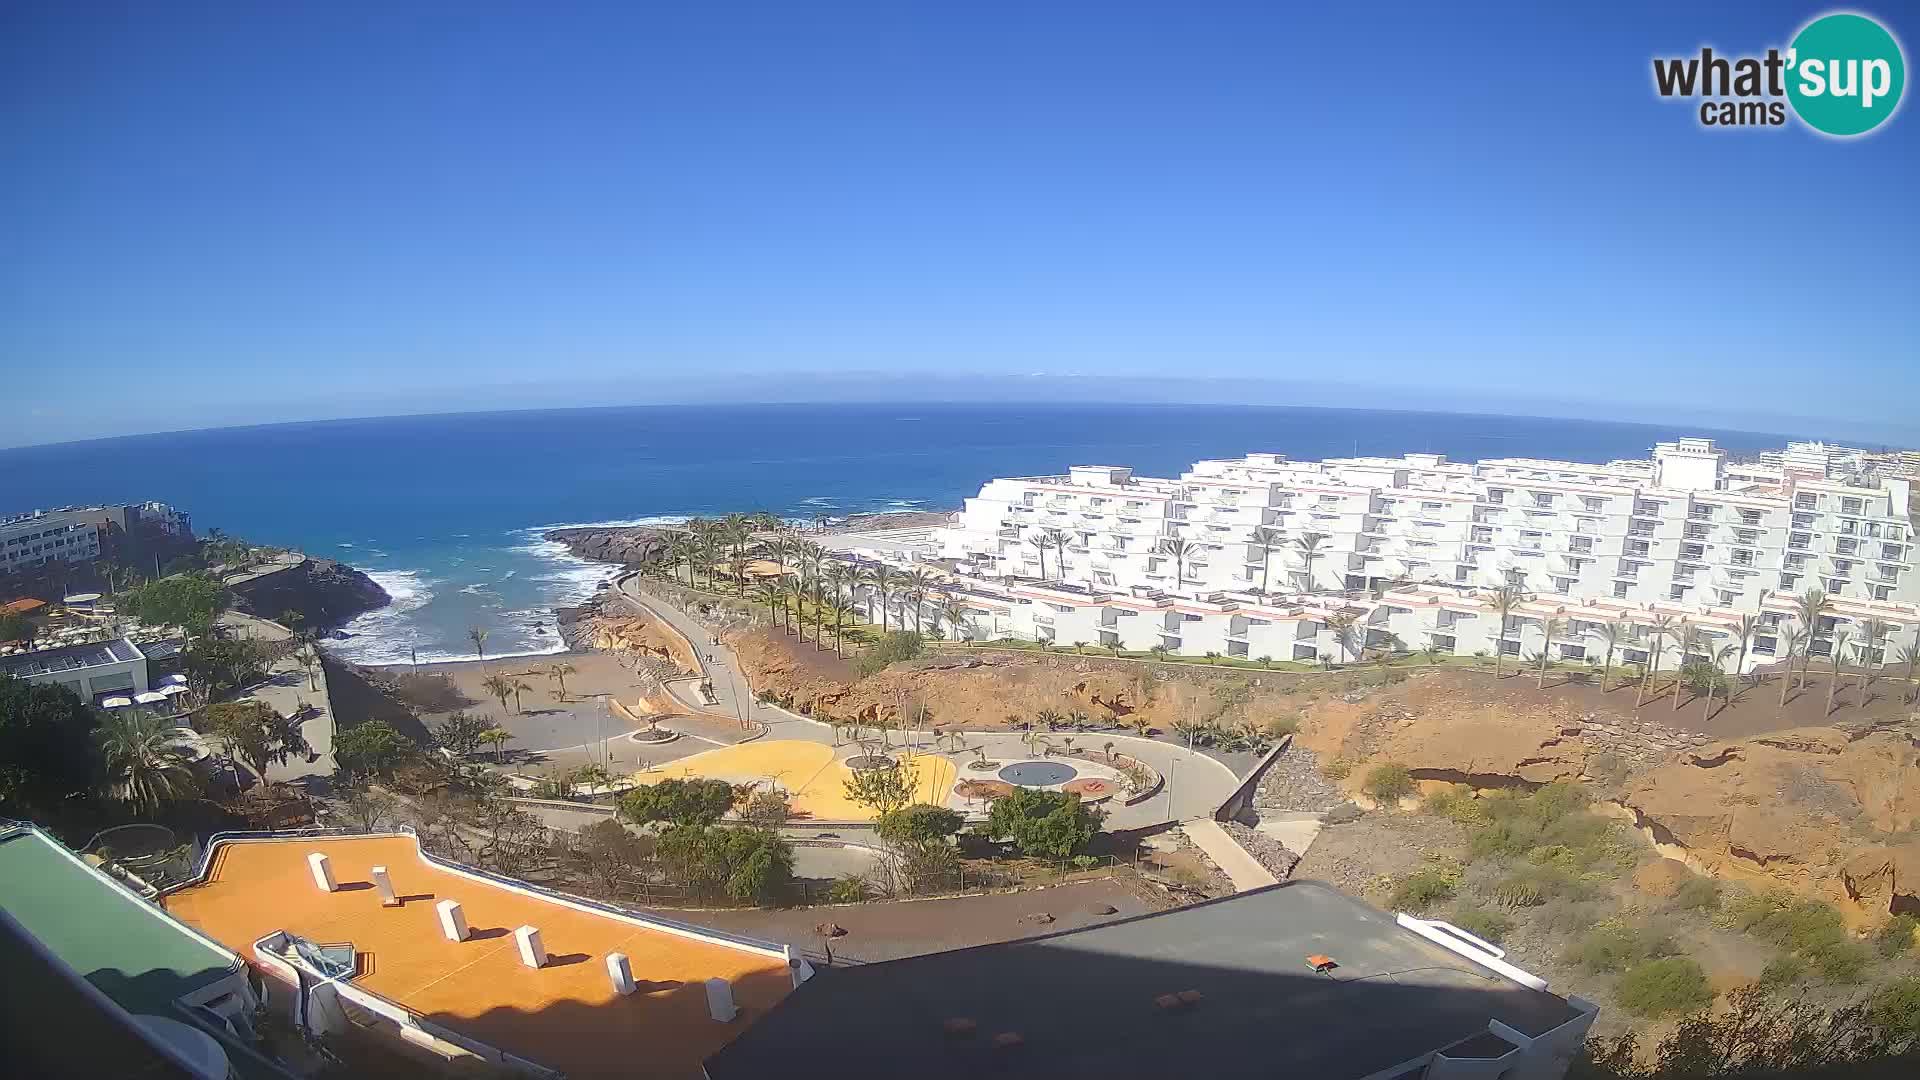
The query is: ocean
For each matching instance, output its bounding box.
[0,403,1792,665]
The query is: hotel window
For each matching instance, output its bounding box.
[1875,585,1894,601]
[1553,577,1573,594]
[1882,543,1903,561]
[1842,497,1863,515]
[1839,519,1857,535]
[1796,493,1818,509]
[1533,492,1554,508]
[1614,581,1630,598]
[1570,536,1593,553]
[1455,565,1471,582]
[1718,590,1737,605]
[1836,537,1858,554]
[1689,504,1715,520]
[1583,496,1606,512]
[1733,549,1755,566]
[1833,560,1852,573]
[1780,573,1800,590]
[1486,488,1507,504]
[1669,584,1688,600]
[1827,578,1846,592]
[1422,501,1444,511]
[1740,509,1763,525]
[1627,540,1650,557]
[1684,522,1709,540]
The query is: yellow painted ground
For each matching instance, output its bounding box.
[632,740,958,821]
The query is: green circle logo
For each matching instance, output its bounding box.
[1786,13,1906,136]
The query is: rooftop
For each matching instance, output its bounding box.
[161,834,799,1079]
[706,879,1583,1080]
[0,636,143,678]
[0,825,242,1018]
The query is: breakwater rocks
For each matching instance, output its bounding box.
[231,557,389,628]
[545,526,674,567]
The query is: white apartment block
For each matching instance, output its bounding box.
[0,501,192,575]
[908,438,1919,675]
[1,511,103,574]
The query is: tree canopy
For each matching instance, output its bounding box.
[876,803,964,851]
[842,760,918,817]
[120,573,228,634]
[0,675,101,817]
[655,824,793,905]
[334,719,414,778]
[205,700,309,779]
[982,787,1102,860]
[619,777,737,828]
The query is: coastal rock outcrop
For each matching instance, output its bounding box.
[230,557,389,628]
[545,526,674,568]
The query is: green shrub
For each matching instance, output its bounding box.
[1363,763,1415,802]
[1875,913,1919,958]
[1391,866,1460,912]
[1869,977,1920,1042]
[1322,758,1353,781]
[855,631,925,676]
[825,874,868,904]
[1449,905,1512,945]
[1724,892,1867,983]
[1568,918,1677,974]
[1758,952,1808,988]
[1672,876,1724,913]
[1488,864,1594,909]
[1423,784,1490,826]
[981,787,1102,859]
[1616,956,1714,1018]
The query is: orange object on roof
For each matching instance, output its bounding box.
[161,834,797,1079]
[3,598,47,614]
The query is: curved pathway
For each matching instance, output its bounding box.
[604,576,1243,829]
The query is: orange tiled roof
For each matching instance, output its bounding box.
[161,834,795,1079]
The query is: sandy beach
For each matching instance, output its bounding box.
[374,650,657,755]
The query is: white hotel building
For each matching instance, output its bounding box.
[900,439,1918,674]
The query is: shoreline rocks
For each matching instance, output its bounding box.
[545,526,674,568]
[230,557,389,629]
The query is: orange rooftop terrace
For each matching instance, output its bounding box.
[161,833,806,1079]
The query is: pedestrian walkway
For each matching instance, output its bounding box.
[1180,818,1279,892]
[217,611,338,787]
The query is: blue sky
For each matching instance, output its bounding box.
[3,1,1915,448]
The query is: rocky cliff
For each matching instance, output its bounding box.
[229,557,389,628]
[545,526,674,567]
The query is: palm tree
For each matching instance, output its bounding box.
[1730,614,1759,689]
[1671,619,1694,712]
[1792,588,1829,690]
[1893,637,1920,705]
[1325,611,1359,663]
[1825,629,1853,716]
[480,673,516,715]
[1025,532,1052,581]
[1589,620,1627,691]
[1482,584,1528,679]
[1043,528,1073,582]
[467,626,488,665]
[1250,526,1285,594]
[1700,643,1738,721]
[871,564,895,631]
[547,662,576,701]
[845,563,877,627]
[1536,616,1564,687]
[941,594,974,644]
[1293,532,1331,593]
[479,726,515,763]
[890,568,925,635]
[1857,618,1892,693]
[509,678,534,714]
[1776,625,1808,708]
[1638,614,1677,706]
[826,596,852,658]
[758,580,786,632]
[96,711,198,814]
[1156,536,1194,593]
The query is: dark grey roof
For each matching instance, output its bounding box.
[138,639,185,662]
[706,880,1581,1080]
[0,638,143,679]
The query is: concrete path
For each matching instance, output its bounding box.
[606,574,1243,828]
[1254,811,1325,860]
[218,611,339,787]
[1180,818,1279,892]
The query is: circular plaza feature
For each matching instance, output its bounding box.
[844,754,896,772]
[1061,777,1116,801]
[997,760,1077,787]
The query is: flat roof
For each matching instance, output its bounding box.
[161,834,797,1080]
[0,826,241,1017]
[706,879,1581,1080]
[0,636,143,678]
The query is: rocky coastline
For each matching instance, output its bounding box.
[229,556,390,628]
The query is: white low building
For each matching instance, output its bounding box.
[892,437,1919,674]
[0,637,151,701]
